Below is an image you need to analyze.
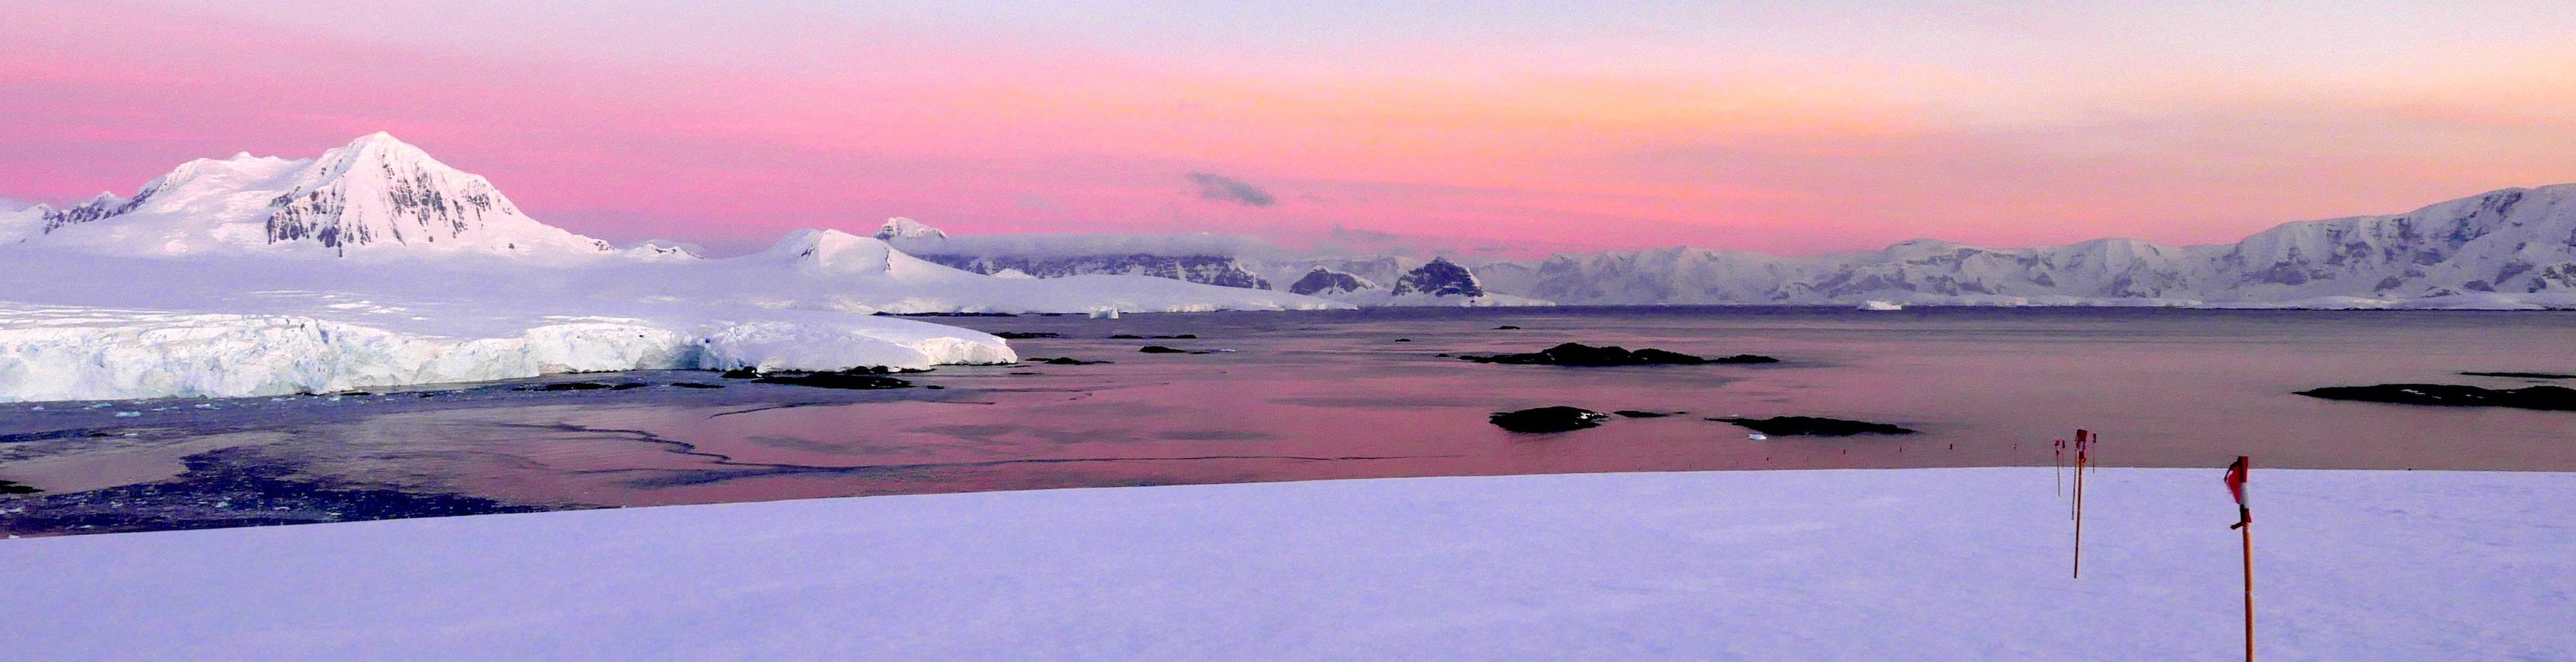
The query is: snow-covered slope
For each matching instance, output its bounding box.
[0,135,1348,402]
[5,469,2569,658]
[19,133,626,258]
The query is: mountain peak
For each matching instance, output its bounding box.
[874,217,948,241]
[13,132,623,259]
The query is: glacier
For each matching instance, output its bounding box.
[0,133,1347,402]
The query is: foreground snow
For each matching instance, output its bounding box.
[2,468,2566,659]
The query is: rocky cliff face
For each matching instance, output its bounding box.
[1390,257,1485,297]
[1288,267,1375,295]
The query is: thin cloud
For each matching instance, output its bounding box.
[1186,172,1275,207]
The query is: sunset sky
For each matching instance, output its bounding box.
[6,1,2574,256]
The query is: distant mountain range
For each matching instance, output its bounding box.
[873,186,2576,309]
[12,133,2572,308]
[1524,186,2576,307]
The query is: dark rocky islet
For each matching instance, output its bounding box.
[994,332,1062,339]
[2296,384,2576,411]
[749,371,917,390]
[1459,343,1779,366]
[1139,346,1187,354]
[1710,416,1916,436]
[1490,406,1611,433]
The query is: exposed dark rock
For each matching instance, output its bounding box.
[1390,257,1485,297]
[994,332,1062,339]
[610,382,649,391]
[671,382,725,389]
[0,480,40,495]
[1494,325,1522,330]
[1010,371,1041,375]
[2460,371,2576,380]
[721,368,759,379]
[1490,406,1611,433]
[1139,346,1187,354]
[1613,410,1678,418]
[1289,267,1375,296]
[514,382,615,391]
[1459,343,1777,366]
[1395,338,1412,342]
[1110,334,1147,339]
[2296,384,2576,410]
[750,371,916,390]
[1151,334,1198,339]
[1710,416,1916,436]
[0,447,558,535]
[1033,357,1110,365]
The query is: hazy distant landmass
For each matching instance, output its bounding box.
[887,185,2576,309]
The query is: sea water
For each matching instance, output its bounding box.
[5,307,2573,534]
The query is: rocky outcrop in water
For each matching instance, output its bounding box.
[751,369,917,390]
[1490,406,1610,433]
[2296,384,2576,410]
[1710,416,1916,436]
[1459,343,1779,366]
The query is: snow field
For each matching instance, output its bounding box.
[0,467,2565,659]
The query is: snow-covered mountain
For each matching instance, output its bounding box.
[10,133,629,257]
[880,220,1278,289]
[1521,185,2576,307]
[872,217,948,241]
[0,135,1348,402]
[1282,258,1552,307]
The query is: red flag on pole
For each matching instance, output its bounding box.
[2225,455,2255,661]
[2225,456,2251,530]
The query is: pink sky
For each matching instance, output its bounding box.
[5,1,2574,256]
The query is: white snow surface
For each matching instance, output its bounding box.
[0,467,2566,660]
[0,231,1342,402]
[0,134,1344,401]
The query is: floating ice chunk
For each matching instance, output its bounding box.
[1748,433,1769,441]
[113,411,140,418]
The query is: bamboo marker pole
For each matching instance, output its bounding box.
[2072,430,2090,579]
[2226,456,2255,662]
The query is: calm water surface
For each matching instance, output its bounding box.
[5,307,2573,534]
